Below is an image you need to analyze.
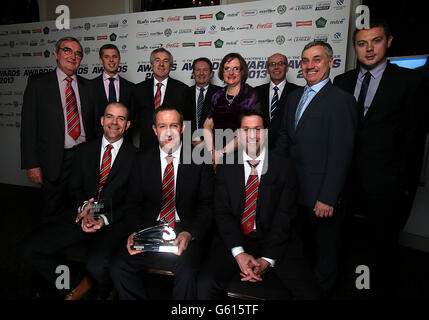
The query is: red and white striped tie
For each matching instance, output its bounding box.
[160,155,175,228]
[154,82,162,109]
[241,160,259,235]
[65,76,81,140]
[98,144,113,198]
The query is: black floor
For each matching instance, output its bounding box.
[1,183,429,300]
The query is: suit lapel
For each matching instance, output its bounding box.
[97,75,108,105]
[50,70,66,134]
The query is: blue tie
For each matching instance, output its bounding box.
[357,71,371,117]
[108,77,117,103]
[295,86,312,129]
[197,87,205,129]
[270,86,279,120]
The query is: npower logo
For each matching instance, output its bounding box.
[240,39,256,45]
[241,9,257,16]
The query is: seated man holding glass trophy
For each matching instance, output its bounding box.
[109,105,214,300]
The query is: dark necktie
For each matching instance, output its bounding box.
[241,160,259,235]
[357,71,371,117]
[98,144,113,198]
[160,155,175,228]
[270,86,279,120]
[154,82,162,109]
[197,87,205,128]
[65,76,81,140]
[108,77,117,103]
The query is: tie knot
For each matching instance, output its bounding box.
[65,76,73,84]
[109,77,115,83]
[248,160,259,169]
[157,82,162,89]
[166,155,174,164]
[200,87,205,93]
[363,71,371,80]
[273,86,279,92]
[106,144,113,152]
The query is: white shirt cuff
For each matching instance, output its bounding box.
[231,246,245,257]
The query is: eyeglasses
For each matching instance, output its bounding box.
[59,47,83,59]
[224,66,241,73]
[268,61,287,67]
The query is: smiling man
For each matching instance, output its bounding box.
[255,53,301,149]
[132,48,188,151]
[110,105,214,300]
[21,36,98,221]
[275,40,357,297]
[333,19,427,298]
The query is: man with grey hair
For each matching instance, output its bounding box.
[21,36,98,221]
[131,48,187,150]
[275,40,357,297]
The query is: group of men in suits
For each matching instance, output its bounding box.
[20,17,428,299]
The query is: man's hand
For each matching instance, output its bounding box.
[253,258,270,278]
[314,200,334,218]
[81,211,104,233]
[235,253,262,282]
[27,167,42,184]
[126,232,142,255]
[75,198,94,223]
[173,231,192,256]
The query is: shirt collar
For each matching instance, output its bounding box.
[270,79,286,91]
[159,143,182,160]
[102,136,123,151]
[243,148,266,163]
[196,84,209,92]
[56,67,76,82]
[359,60,387,80]
[103,72,119,81]
[155,77,169,87]
[307,77,330,93]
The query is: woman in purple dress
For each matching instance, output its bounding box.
[203,53,261,165]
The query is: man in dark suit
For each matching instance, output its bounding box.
[92,44,135,140]
[183,57,221,147]
[197,109,320,300]
[21,36,98,221]
[20,102,137,300]
[131,48,188,151]
[275,41,357,296]
[333,20,427,298]
[255,53,300,149]
[109,105,214,300]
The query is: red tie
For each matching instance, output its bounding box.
[65,76,81,140]
[154,82,162,109]
[160,155,175,228]
[241,160,259,235]
[98,144,113,198]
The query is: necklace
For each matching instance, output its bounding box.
[225,91,236,105]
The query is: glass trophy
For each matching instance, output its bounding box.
[132,224,178,253]
[77,199,113,223]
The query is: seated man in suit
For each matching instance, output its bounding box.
[132,48,188,151]
[109,105,214,300]
[92,43,135,141]
[255,53,300,149]
[275,41,357,297]
[183,57,221,147]
[197,109,321,300]
[19,102,137,300]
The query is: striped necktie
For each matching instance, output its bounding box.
[65,76,81,140]
[196,87,205,128]
[160,155,175,228]
[98,144,113,198]
[270,86,279,120]
[154,82,162,109]
[241,160,259,235]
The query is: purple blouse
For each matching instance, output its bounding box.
[208,83,261,132]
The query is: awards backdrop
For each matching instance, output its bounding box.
[0,0,351,186]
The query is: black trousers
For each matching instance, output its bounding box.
[197,234,321,300]
[109,239,206,300]
[40,148,75,222]
[19,211,125,296]
[297,204,345,296]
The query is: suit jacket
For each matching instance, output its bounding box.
[21,69,97,181]
[69,137,137,223]
[123,146,214,240]
[183,84,221,133]
[333,63,427,197]
[92,74,135,125]
[275,80,357,207]
[131,77,188,150]
[215,151,298,261]
[255,81,301,149]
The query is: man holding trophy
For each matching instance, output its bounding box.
[109,105,214,300]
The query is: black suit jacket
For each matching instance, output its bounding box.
[215,151,298,261]
[69,137,137,223]
[183,84,221,133]
[131,77,188,150]
[333,63,427,197]
[21,69,97,181]
[275,80,357,207]
[255,81,301,149]
[123,146,214,240]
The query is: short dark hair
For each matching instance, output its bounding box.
[99,43,120,58]
[239,109,269,129]
[192,57,213,72]
[352,18,391,45]
[104,102,129,120]
[218,52,249,83]
[152,105,184,126]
